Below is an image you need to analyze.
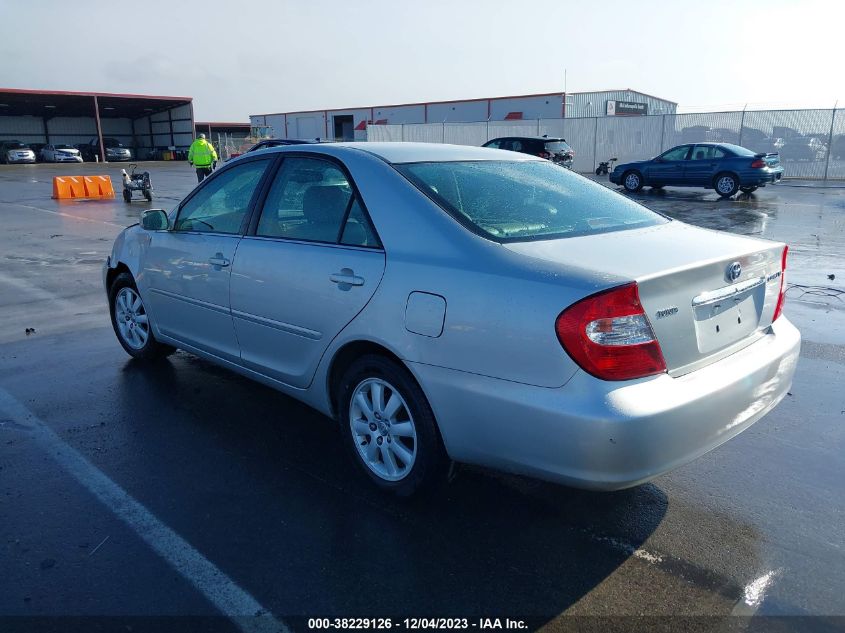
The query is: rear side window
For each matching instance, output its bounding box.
[256,157,379,247]
[396,160,666,242]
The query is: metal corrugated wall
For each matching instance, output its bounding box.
[567,90,677,118]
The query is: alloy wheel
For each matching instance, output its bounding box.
[717,176,736,194]
[114,287,150,350]
[349,378,418,482]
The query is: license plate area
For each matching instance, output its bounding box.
[693,280,764,354]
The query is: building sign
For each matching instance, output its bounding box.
[606,100,648,116]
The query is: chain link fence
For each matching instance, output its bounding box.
[215,132,253,161]
[367,108,843,180]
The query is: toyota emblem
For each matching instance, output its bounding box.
[727,261,742,282]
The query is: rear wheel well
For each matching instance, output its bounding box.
[327,341,408,420]
[106,262,132,292]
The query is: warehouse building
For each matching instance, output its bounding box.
[250,89,677,141]
[0,88,195,161]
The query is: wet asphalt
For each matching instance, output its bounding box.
[0,161,843,632]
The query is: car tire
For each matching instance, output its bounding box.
[622,170,644,192]
[108,272,175,360]
[740,186,758,194]
[338,354,449,497]
[714,173,740,198]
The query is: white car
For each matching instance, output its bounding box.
[41,144,83,163]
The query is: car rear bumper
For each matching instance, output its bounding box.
[743,168,784,186]
[410,317,800,490]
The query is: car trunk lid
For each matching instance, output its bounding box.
[504,221,786,376]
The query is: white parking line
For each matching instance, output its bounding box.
[8,202,124,227]
[0,387,288,633]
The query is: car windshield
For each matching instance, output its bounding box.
[104,139,122,148]
[55,144,73,150]
[396,160,667,242]
[7,143,26,149]
[720,143,756,157]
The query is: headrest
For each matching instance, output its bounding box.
[303,186,350,224]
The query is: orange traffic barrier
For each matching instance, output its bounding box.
[52,175,115,200]
[83,175,115,199]
[52,176,87,199]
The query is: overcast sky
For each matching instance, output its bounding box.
[1,0,842,121]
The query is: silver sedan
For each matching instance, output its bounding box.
[104,143,800,496]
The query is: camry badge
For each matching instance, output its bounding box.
[655,307,679,319]
[726,261,742,283]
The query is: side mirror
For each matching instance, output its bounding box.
[141,209,169,231]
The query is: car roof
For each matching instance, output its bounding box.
[262,141,538,164]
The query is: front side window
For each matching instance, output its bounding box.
[174,159,269,233]
[256,157,378,246]
[660,145,691,161]
[397,160,666,242]
[484,139,502,149]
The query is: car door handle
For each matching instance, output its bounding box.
[330,269,364,286]
[208,255,230,267]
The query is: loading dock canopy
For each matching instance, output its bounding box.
[0,88,195,161]
[0,89,191,118]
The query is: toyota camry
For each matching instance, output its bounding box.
[104,142,800,496]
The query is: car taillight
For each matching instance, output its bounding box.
[555,283,666,381]
[538,150,551,159]
[772,245,788,321]
[751,159,766,168]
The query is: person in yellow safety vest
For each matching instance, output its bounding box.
[188,133,218,183]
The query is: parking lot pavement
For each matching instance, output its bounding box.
[1,162,844,631]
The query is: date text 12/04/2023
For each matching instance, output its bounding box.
[306,618,528,630]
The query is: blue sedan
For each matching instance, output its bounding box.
[610,142,784,197]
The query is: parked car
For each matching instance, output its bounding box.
[779,137,826,162]
[80,137,132,161]
[41,143,83,163]
[104,142,799,496]
[0,141,36,164]
[611,142,784,197]
[831,135,845,161]
[483,136,574,168]
[28,143,47,161]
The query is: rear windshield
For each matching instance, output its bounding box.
[720,143,756,157]
[544,141,572,152]
[396,160,666,242]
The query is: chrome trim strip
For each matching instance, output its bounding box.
[691,276,765,307]
[231,309,322,340]
[147,288,230,316]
